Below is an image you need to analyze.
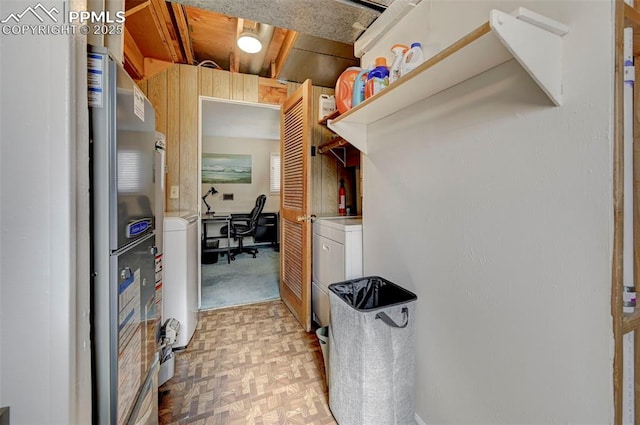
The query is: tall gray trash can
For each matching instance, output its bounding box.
[328,276,417,425]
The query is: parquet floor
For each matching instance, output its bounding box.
[158,300,337,425]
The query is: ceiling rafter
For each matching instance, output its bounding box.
[123,26,144,80]
[123,0,357,86]
[148,0,180,62]
[273,30,298,79]
[262,27,288,77]
[230,17,243,73]
[171,3,195,65]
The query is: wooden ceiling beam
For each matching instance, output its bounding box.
[123,26,144,80]
[171,3,195,65]
[273,29,298,79]
[262,27,287,76]
[229,51,239,73]
[230,17,243,73]
[148,0,181,62]
[125,1,150,17]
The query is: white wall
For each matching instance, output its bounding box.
[362,0,614,423]
[0,1,90,423]
[201,136,280,213]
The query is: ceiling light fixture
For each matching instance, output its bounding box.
[237,31,262,54]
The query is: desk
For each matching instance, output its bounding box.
[201,214,233,263]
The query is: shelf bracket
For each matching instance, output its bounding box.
[328,147,347,166]
[490,9,567,106]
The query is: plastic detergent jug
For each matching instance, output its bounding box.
[335,66,362,114]
[351,68,370,108]
[389,44,409,84]
[364,57,389,99]
[318,94,336,120]
[401,42,424,77]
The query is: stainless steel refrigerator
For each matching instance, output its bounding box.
[89,46,159,425]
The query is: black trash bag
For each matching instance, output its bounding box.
[328,276,416,311]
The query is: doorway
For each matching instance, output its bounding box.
[198,97,282,310]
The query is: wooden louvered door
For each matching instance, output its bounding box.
[280,80,312,332]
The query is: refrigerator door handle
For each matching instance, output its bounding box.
[120,267,133,280]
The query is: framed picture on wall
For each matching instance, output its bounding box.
[202,153,252,184]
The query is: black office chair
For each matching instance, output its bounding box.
[221,194,267,259]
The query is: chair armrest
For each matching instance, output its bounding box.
[230,215,250,226]
[230,213,251,219]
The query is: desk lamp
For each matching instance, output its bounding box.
[202,186,218,214]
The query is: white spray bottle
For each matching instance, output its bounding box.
[389,44,408,84]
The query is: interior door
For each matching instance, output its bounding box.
[280,80,312,331]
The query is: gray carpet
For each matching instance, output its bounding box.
[200,246,280,310]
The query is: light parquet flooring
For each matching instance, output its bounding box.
[159,300,337,425]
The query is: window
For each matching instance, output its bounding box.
[270,153,280,193]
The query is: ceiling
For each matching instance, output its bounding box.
[123,0,392,88]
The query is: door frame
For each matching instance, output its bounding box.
[197,96,281,308]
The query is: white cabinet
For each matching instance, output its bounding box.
[312,217,363,326]
[163,212,199,349]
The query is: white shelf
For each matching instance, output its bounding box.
[327,8,568,153]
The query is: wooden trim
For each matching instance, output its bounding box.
[613,1,625,424]
[172,3,195,65]
[318,110,339,126]
[317,136,348,154]
[633,10,640,424]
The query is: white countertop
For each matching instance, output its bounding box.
[313,216,362,231]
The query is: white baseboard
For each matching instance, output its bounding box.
[415,413,427,425]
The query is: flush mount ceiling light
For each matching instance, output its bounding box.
[237,31,262,54]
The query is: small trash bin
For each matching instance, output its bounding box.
[201,239,219,264]
[328,276,417,425]
[316,326,329,384]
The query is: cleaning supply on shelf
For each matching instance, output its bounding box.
[401,42,424,77]
[318,94,336,121]
[389,44,409,83]
[352,67,370,108]
[335,66,362,114]
[364,57,389,99]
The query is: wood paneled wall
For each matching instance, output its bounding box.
[137,65,344,215]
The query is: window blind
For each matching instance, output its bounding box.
[270,152,281,193]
